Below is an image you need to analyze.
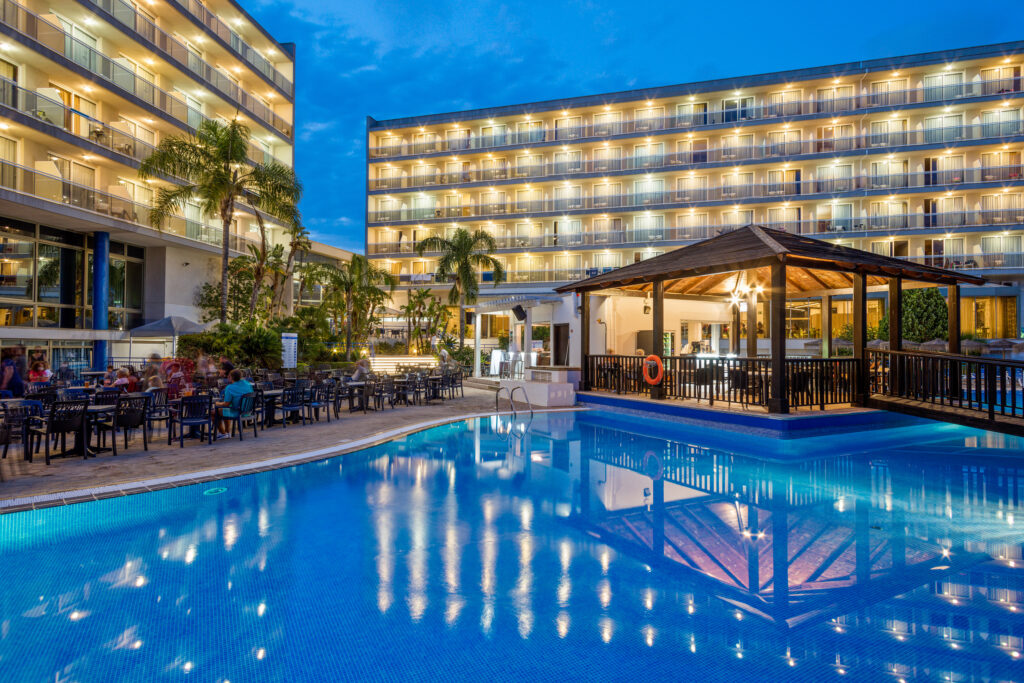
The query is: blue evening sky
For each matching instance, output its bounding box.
[243,0,1024,253]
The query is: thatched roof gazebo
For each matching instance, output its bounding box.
[557,226,985,413]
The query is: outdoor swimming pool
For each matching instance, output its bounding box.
[1,409,1023,681]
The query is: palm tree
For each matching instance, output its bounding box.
[324,255,396,359]
[138,118,301,324]
[399,289,430,353]
[416,228,505,348]
[274,221,311,316]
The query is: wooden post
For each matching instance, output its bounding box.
[821,294,832,359]
[651,279,665,400]
[746,287,758,358]
[947,284,961,355]
[853,273,868,405]
[768,260,788,414]
[888,277,902,351]
[580,292,591,391]
[730,302,742,356]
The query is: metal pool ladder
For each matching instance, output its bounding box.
[495,385,534,418]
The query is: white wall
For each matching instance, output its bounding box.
[601,296,732,355]
[144,246,219,322]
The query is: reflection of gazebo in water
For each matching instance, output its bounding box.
[575,444,989,628]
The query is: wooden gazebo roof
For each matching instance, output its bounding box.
[556,226,986,296]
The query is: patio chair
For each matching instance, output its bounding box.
[26,399,89,465]
[0,400,43,461]
[276,387,306,427]
[94,389,121,406]
[305,384,332,422]
[168,395,214,447]
[373,377,396,410]
[24,390,58,413]
[145,388,171,434]
[450,368,464,398]
[227,393,258,441]
[94,394,150,456]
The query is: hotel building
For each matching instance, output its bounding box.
[366,42,1024,346]
[0,0,334,369]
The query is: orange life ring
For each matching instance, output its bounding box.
[643,354,664,385]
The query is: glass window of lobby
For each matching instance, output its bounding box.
[366,42,1024,340]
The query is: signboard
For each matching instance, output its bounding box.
[281,332,298,369]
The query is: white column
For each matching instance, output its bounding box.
[473,312,483,378]
[524,306,533,372]
[549,321,555,366]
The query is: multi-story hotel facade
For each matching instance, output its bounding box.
[0,0,332,369]
[366,42,1024,345]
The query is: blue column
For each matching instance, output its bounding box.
[92,231,109,371]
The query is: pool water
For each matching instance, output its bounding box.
[1,410,1024,681]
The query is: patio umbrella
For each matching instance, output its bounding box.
[961,339,988,356]
[866,339,889,350]
[920,338,948,353]
[833,338,853,349]
[903,340,921,351]
[129,316,208,359]
[988,338,1014,358]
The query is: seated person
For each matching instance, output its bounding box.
[28,361,51,383]
[215,369,254,436]
[110,368,130,389]
[350,358,371,381]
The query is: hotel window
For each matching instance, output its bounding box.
[869,118,907,146]
[923,154,964,185]
[869,158,908,188]
[412,131,439,153]
[513,222,539,246]
[410,260,432,276]
[981,107,1022,137]
[480,124,508,146]
[412,163,439,185]
[553,150,582,173]
[767,206,800,231]
[593,146,622,172]
[0,136,14,189]
[117,178,152,206]
[513,255,538,280]
[593,181,622,208]
[960,295,1017,338]
[411,194,436,218]
[766,168,800,196]
[552,218,582,246]
[633,177,665,204]
[721,96,754,122]
[924,195,965,227]
[633,141,665,167]
[56,16,97,70]
[982,234,1024,268]
[378,135,402,154]
[445,160,471,184]
[0,226,33,302]
[553,253,582,277]
[445,128,470,151]
[981,151,1022,181]
[514,188,542,212]
[480,190,506,214]
[442,194,461,217]
[592,217,623,243]
[721,171,753,198]
[633,213,665,240]
[817,121,856,152]
[816,202,853,232]
[923,113,963,143]
[815,85,854,113]
[678,211,709,233]
[634,106,665,132]
[924,236,965,267]
[815,163,853,192]
[766,90,800,117]
[593,252,622,270]
[49,84,96,136]
[923,71,964,100]
[675,101,708,126]
[766,129,800,156]
[868,199,909,229]
[514,120,541,144]
[981,192,1024,223]
[593,111,622,136]
[869,78,908,106]
[721,132,754,160]
[676,138,708,163]
[555,116,582,140]
[676,174,708,201]
[722,208,753,227]
[514,153,543,178]
[553,185,583,210]
[0,57,15,87]
[633,249,663,262]
[981,65,1022,95]
[870,239,908,257]
[481,157,507,181]
[48,155,95,192]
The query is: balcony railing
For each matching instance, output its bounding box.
[0,0,291,148]
[369,77,1024,159]
[370,122,1024,192]
[0,157,259,252]
[395,268,584,286]
[0,77,281,169]
[163,0,293,95]
[84,0,292,136]
[367,209,1024,255]
[900,252,1024,270]
[369,164,1024,223]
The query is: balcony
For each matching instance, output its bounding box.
[369,122,1024,192]
[84,0,292,136]
[163,0,293,95]
[369,77,1024,159]
[394,268,585,286]
[368,164,1024,224]
[901,252,1024,270]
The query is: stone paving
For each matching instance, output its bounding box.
[0,388,503,502]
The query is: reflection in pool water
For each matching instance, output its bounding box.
[1,410,1023,681]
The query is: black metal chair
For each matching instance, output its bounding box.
[277,387,306,427]
[227,393,258,441]
[305,384,331,422]
[0,400,43,461]
[145,388,171,434]
[93,389,121,406]
[27,399,89,465]
[168,395,214,447]
[94,394,150,456]
[373,377,396,410]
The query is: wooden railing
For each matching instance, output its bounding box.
[868,349,1024,420]
[585,355,859,410]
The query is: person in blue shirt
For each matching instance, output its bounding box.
[215,369,253,437]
